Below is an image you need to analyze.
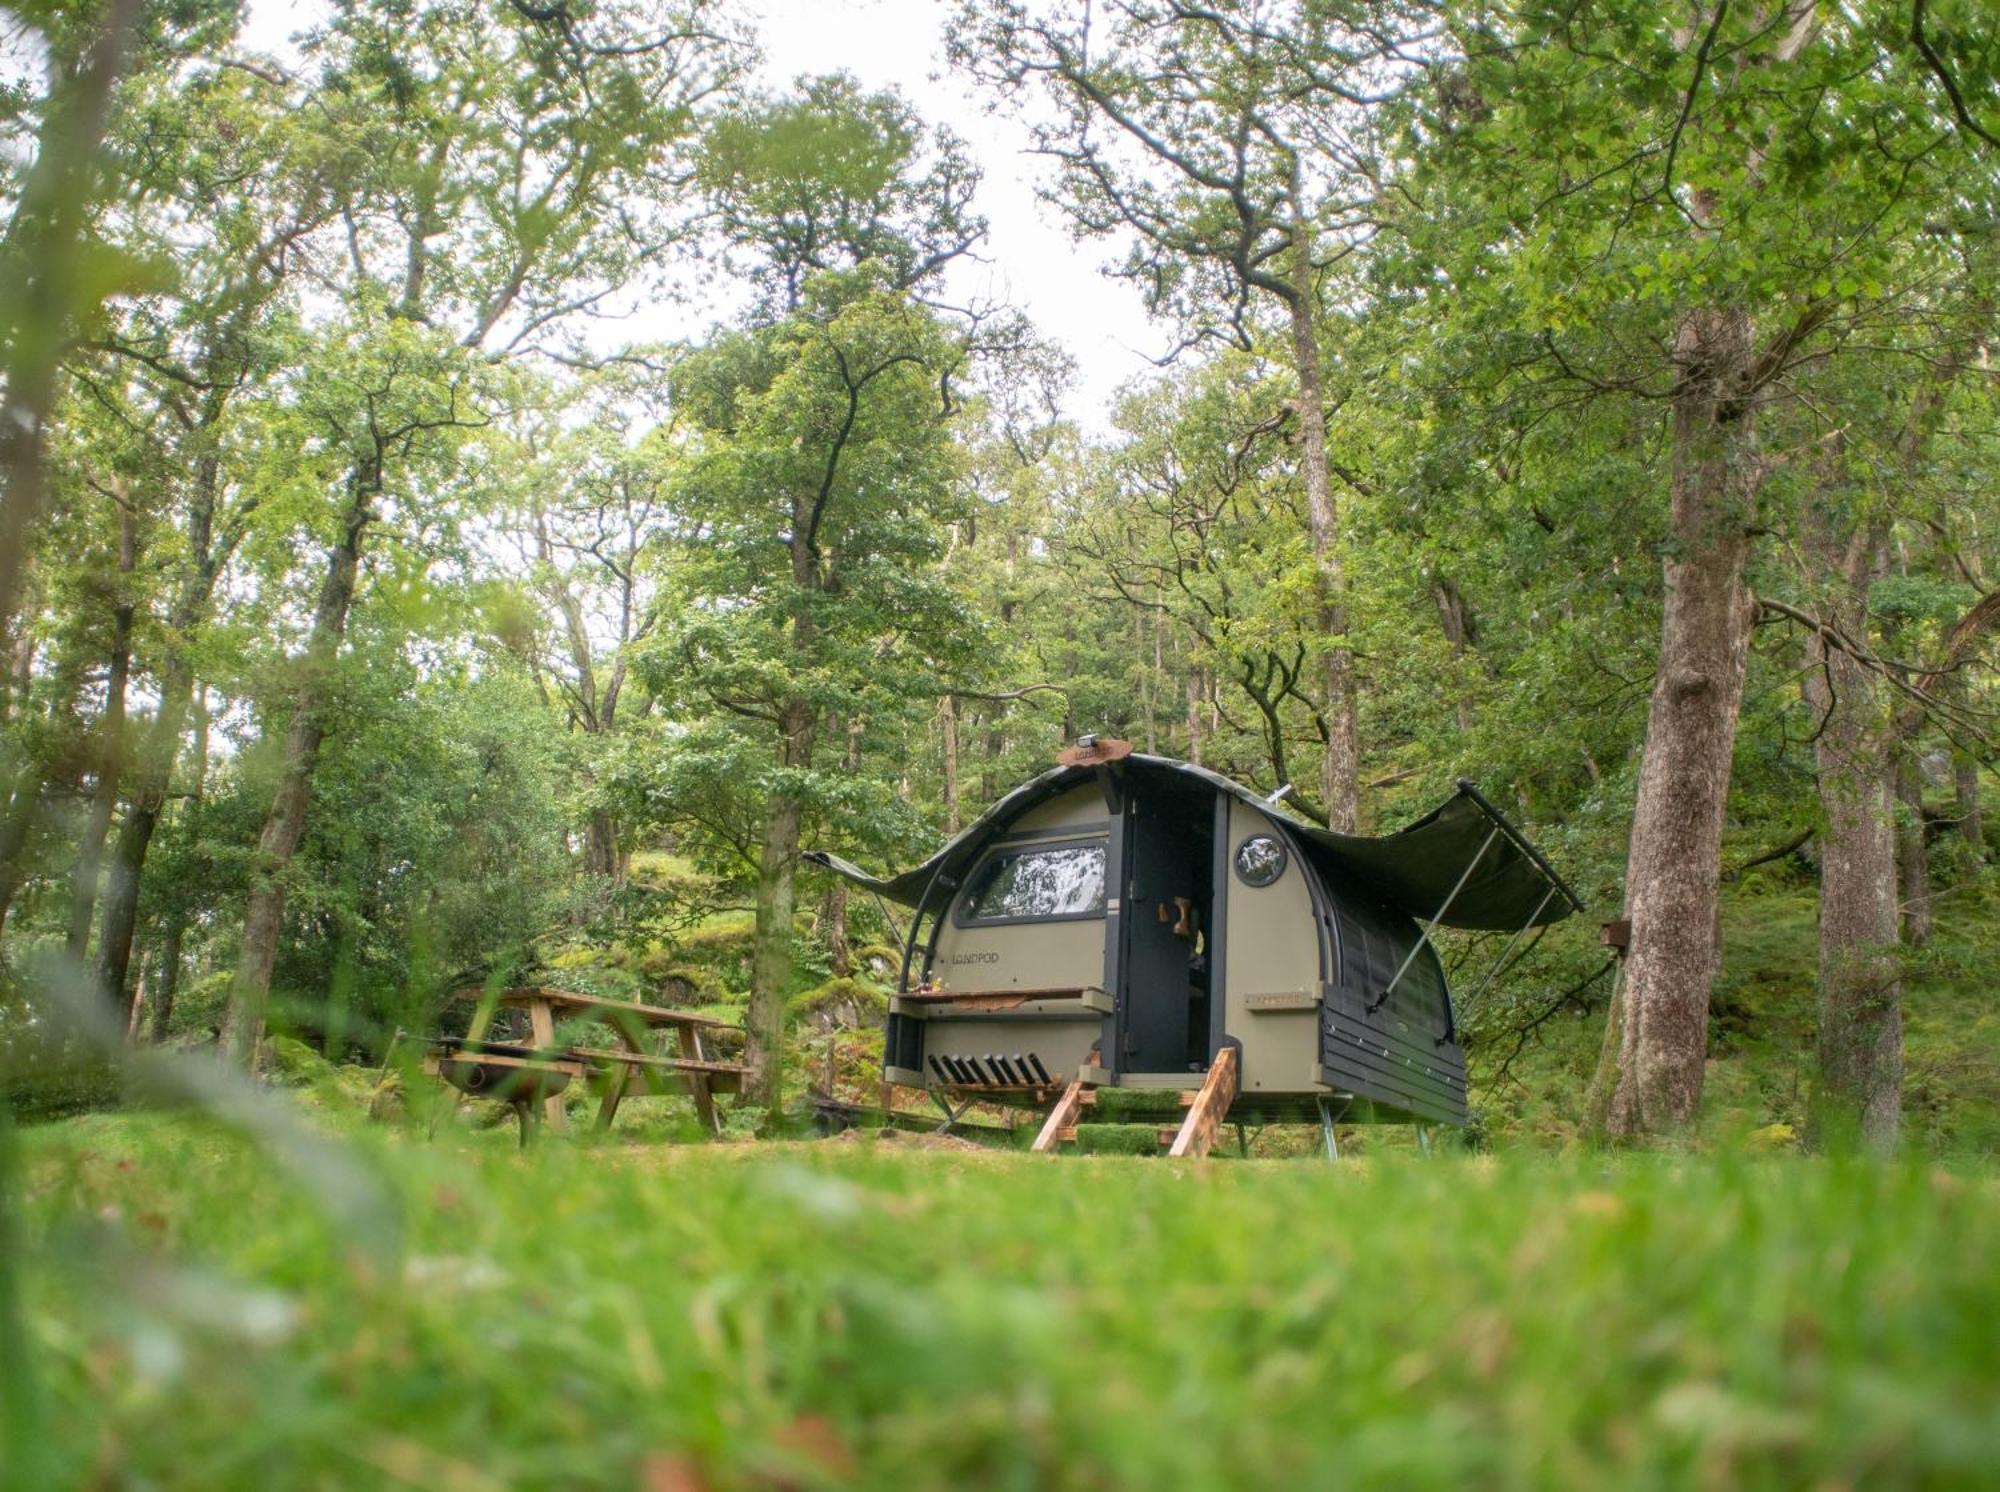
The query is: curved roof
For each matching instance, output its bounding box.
[807,755,1582,932]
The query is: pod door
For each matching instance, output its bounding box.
[1117,783,1215,1073]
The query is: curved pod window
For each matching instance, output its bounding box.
[955,840,1107,925]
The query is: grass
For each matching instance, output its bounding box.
[6,1106,1997,1490]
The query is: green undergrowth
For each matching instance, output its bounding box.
[1469,869,2000,1159]
[8,1110,1997,1489]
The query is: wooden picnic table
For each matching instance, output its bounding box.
[451,987,740,1137]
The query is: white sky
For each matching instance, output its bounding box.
[240,0,1166,427]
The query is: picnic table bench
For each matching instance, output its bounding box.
[448,987,745,1138]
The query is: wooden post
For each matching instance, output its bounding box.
[526,997,568,1135]
[1167,1045,1238,1159]
[677,1024,719,1135]
[1031,1076,1089,1154]
[594,1063,632,1133]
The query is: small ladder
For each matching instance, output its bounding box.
[1031,1047,1241,1159]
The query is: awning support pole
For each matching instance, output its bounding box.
[1367,822,1503,1015]
[1456,884,1560,1024]
[866,889,906,958]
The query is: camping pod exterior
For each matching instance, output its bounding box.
[806,740,1581,1127]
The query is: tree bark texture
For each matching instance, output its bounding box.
[1802,535,1901,1151]
[1596,306,1760,1138]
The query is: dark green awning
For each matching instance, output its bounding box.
[807,757,1581,933]
[1302,780,1583,931]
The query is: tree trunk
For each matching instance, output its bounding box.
[95,671,193,1007]
[1433,577,1477,733]
[940,693,960,835]
[1186,666,1204,766]
[747,696,814,1108]
[98,415,234,1007]
[223,481,371,1062]
[1895,754,1932,946]
[0,636,89,938]
[1141,607,1159,753]
[1803,536,1901,1151]
[0,781,44,939]
[583,810,618,878]
[1807,657,1902,1151]
[147,914,184,1042]
[825,715,863,976]
[1956,750,1984,863]
[1285,194,1360,832]
[1594,306,1759,1139]
[66,504,137,967]
[2,628,32,725]
[0,0,140,655]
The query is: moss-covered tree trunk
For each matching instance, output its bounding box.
[1803,531,1901,1151]
[1594,306,1759,1138]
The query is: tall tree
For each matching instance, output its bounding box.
[655,276,979,1108]
[1405,0,1999,1136]
[221,0,747,1059]
[952,0,1430,828]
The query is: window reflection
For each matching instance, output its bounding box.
[963,842,1107,921]
[1234,834,1288,887]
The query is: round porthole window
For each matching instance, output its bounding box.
[1233,834,1288,887]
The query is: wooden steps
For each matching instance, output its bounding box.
[1031,1047,1240,1159]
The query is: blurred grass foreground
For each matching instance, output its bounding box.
[3,1094,1997,1490]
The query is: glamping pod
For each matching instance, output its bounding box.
[807,739,1581,1130]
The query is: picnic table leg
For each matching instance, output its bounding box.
[677,1025,720,1136]
[595,1063,632,1133]
[526,998,569,1136]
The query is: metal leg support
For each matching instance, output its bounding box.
[929,1089,976,1135]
